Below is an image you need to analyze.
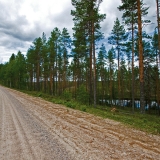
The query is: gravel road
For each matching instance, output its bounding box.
[0,86,160,160]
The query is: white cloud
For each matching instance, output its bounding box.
[0,0,157,63]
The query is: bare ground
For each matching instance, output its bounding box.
[0,86,160,160]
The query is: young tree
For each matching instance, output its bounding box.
[26,47,35,91]
[143,40,156,112]
[57,48,63,95]
[152,30,160,114]
[61,28,71,91]
[48,27,61,95]
[33,37,43,91]
[118,0,137,112]
[97,43,107,104]
[15,51,27,89]
[26,38,43,91]
[108,18,127,106]
[72,21,88,90]
[41,32,49,93]
[106,47,116,106]
[6,54,16,88]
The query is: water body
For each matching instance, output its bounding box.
[100,99,159,110]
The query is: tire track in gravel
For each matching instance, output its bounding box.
[0,88,33,160]
[18,96,159,160]
[0,89,23,160]
[0,86,72,160]
[0,86,160,160]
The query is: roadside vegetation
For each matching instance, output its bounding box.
[21,89,160,135]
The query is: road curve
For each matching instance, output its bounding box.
[0,86,160,160]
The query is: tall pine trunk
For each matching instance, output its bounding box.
[117,46,121,106]
[37,61,40,91]
[109,65,113,106]
[156,0,160,115]
[50,67,53,95]
[137,0,145,113]
[89,29,93,105]
[89,6,93,106]
[131,22,135,113]
[92,21,96,108]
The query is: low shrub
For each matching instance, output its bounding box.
[76,85,89,104]
[62,90,72,101]
[66,102,76,109]
[80,105,87,112]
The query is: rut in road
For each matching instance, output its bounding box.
[0,86,160,160]
[0,86,72,160]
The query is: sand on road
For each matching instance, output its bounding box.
[0,86,160,160]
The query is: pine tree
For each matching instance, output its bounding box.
[57,47,63,95]
[71,0,105,107]
[156,0,160,68]
[108,18,127,106]
[143,40,155,112]
[118,0,150,112]
[41,32,49,93]
[48,27,61,95]
[118,0,137,112]
[7,54,16,88]
[156,0,160,115]
[151,31,159,110]
[107,47,116,106]
[15,51,27,89]
[26,47,35,91]
[137,0,145,113]
[97,43,107,104]
[33,37,43,91]
[72,20,87,90]
[61,28,71,91]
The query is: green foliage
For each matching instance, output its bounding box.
[65,101,76,109]
[62,90,72,101]
[76,85,89,104]
[108,18,127,47]
[80,105,87,112]
[37,93,42,97]
[97,43,107,69]
[51,98,64,104]
[118,0,150,26]
[88,106,160,135]
[20,89,160,135]
[57,100,64,104]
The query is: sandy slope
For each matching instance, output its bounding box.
[0,86,160,160]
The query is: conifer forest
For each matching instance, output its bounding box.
[0,0,160,115]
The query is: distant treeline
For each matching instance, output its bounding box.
[0,0,159,115]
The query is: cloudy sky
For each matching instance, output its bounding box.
[0,0,157,63]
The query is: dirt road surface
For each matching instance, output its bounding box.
[0,86,160,160]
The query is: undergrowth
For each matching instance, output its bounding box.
[21,90,160,135]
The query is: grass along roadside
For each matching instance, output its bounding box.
[21,90,160,135]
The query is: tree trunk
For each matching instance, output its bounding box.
[131,22,135,113]
[89,14,93,105]
[50,67,53,95]
[137,0,145,113]
[109,65,113,106]
[92,21,96,108]
[117,46,121,106]
[89,40,93,105]
[156,0,160,115]
[37,62,40,91]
